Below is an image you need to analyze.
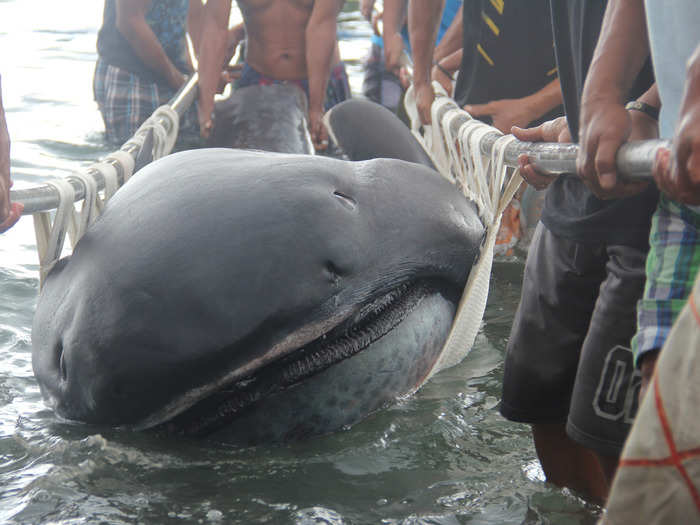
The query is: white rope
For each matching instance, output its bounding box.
[404,84,525,377]
[91,161,119,206]
[66,170,99,248]
[31,103,179,287]
[138,105,179,160]
[33,178,75,287]
[106,149,135,184]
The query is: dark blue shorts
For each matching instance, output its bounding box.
[500,223,648,456]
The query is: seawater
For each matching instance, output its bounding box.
[0,2,598,523]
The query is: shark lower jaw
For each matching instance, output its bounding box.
[155,278,459,438]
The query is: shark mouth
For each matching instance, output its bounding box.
[156,278,457,438]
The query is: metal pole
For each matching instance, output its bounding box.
[484,134,668,181]
[11,73,199,215]
[441,107,668,181]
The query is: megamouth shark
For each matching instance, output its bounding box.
[31,86,485,444]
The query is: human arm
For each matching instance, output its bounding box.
[408,0,445,125]
[431,48,461,96]
[225,22,246,64]
[187,0,205,59]
[196,0,232,138]
[360,0,375,21]
[383,0,407,75]
[306,0,344,150]
[433,4,463,63]
[464,77,563,134]
[0,75,22,233]
[577,0,652,198]
[511,117,572,191]
[653,43,700,204]
[514,85,659,191]
[115,0,187,89]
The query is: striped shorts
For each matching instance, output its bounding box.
[93,59,197,145]
[632,195,700,364]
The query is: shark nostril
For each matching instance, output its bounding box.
[57,342,67,382]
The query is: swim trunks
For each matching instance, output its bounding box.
[236,62,351,112]
[93,59,198,145]
[500,223,647,456]
[632,195,700,365]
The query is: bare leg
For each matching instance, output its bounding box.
[532,423,612,504]
[596,453,618,486]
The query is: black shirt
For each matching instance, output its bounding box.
[540,0,659,248]
[453,0,563,126]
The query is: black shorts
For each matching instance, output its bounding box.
[500,223,646,457]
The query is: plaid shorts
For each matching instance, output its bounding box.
[236,61,351,112]
[93,59,198,145]
[632,195,700,364]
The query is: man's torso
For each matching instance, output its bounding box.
[238,0,315,80]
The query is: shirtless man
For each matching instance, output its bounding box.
[197,0,346,150]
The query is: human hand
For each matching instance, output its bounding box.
[577,100,648,199]
[0,189,22,234]
[653,105,700,205]
[431,64,453,97]
[215,68,235,94]
[198,98,215,139]
[511,117,571,191]
[399,66,412,90]
[308,107,329,151]
[384,32,404,75]
[652,45,700,205]
[226,62,244,83]
[371,10,382,37]
[414,82,435,126]
[464,98,538,134]
[0,112,22,233]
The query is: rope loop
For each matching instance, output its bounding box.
[33,178,75,286]
[106,149,135,184]
[67,170,99,248]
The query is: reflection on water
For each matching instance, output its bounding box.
[0,1,597,523]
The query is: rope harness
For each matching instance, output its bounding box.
[404,83,524,376]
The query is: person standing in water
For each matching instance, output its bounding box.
[94,1,205,144]
[196,0,348,151]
